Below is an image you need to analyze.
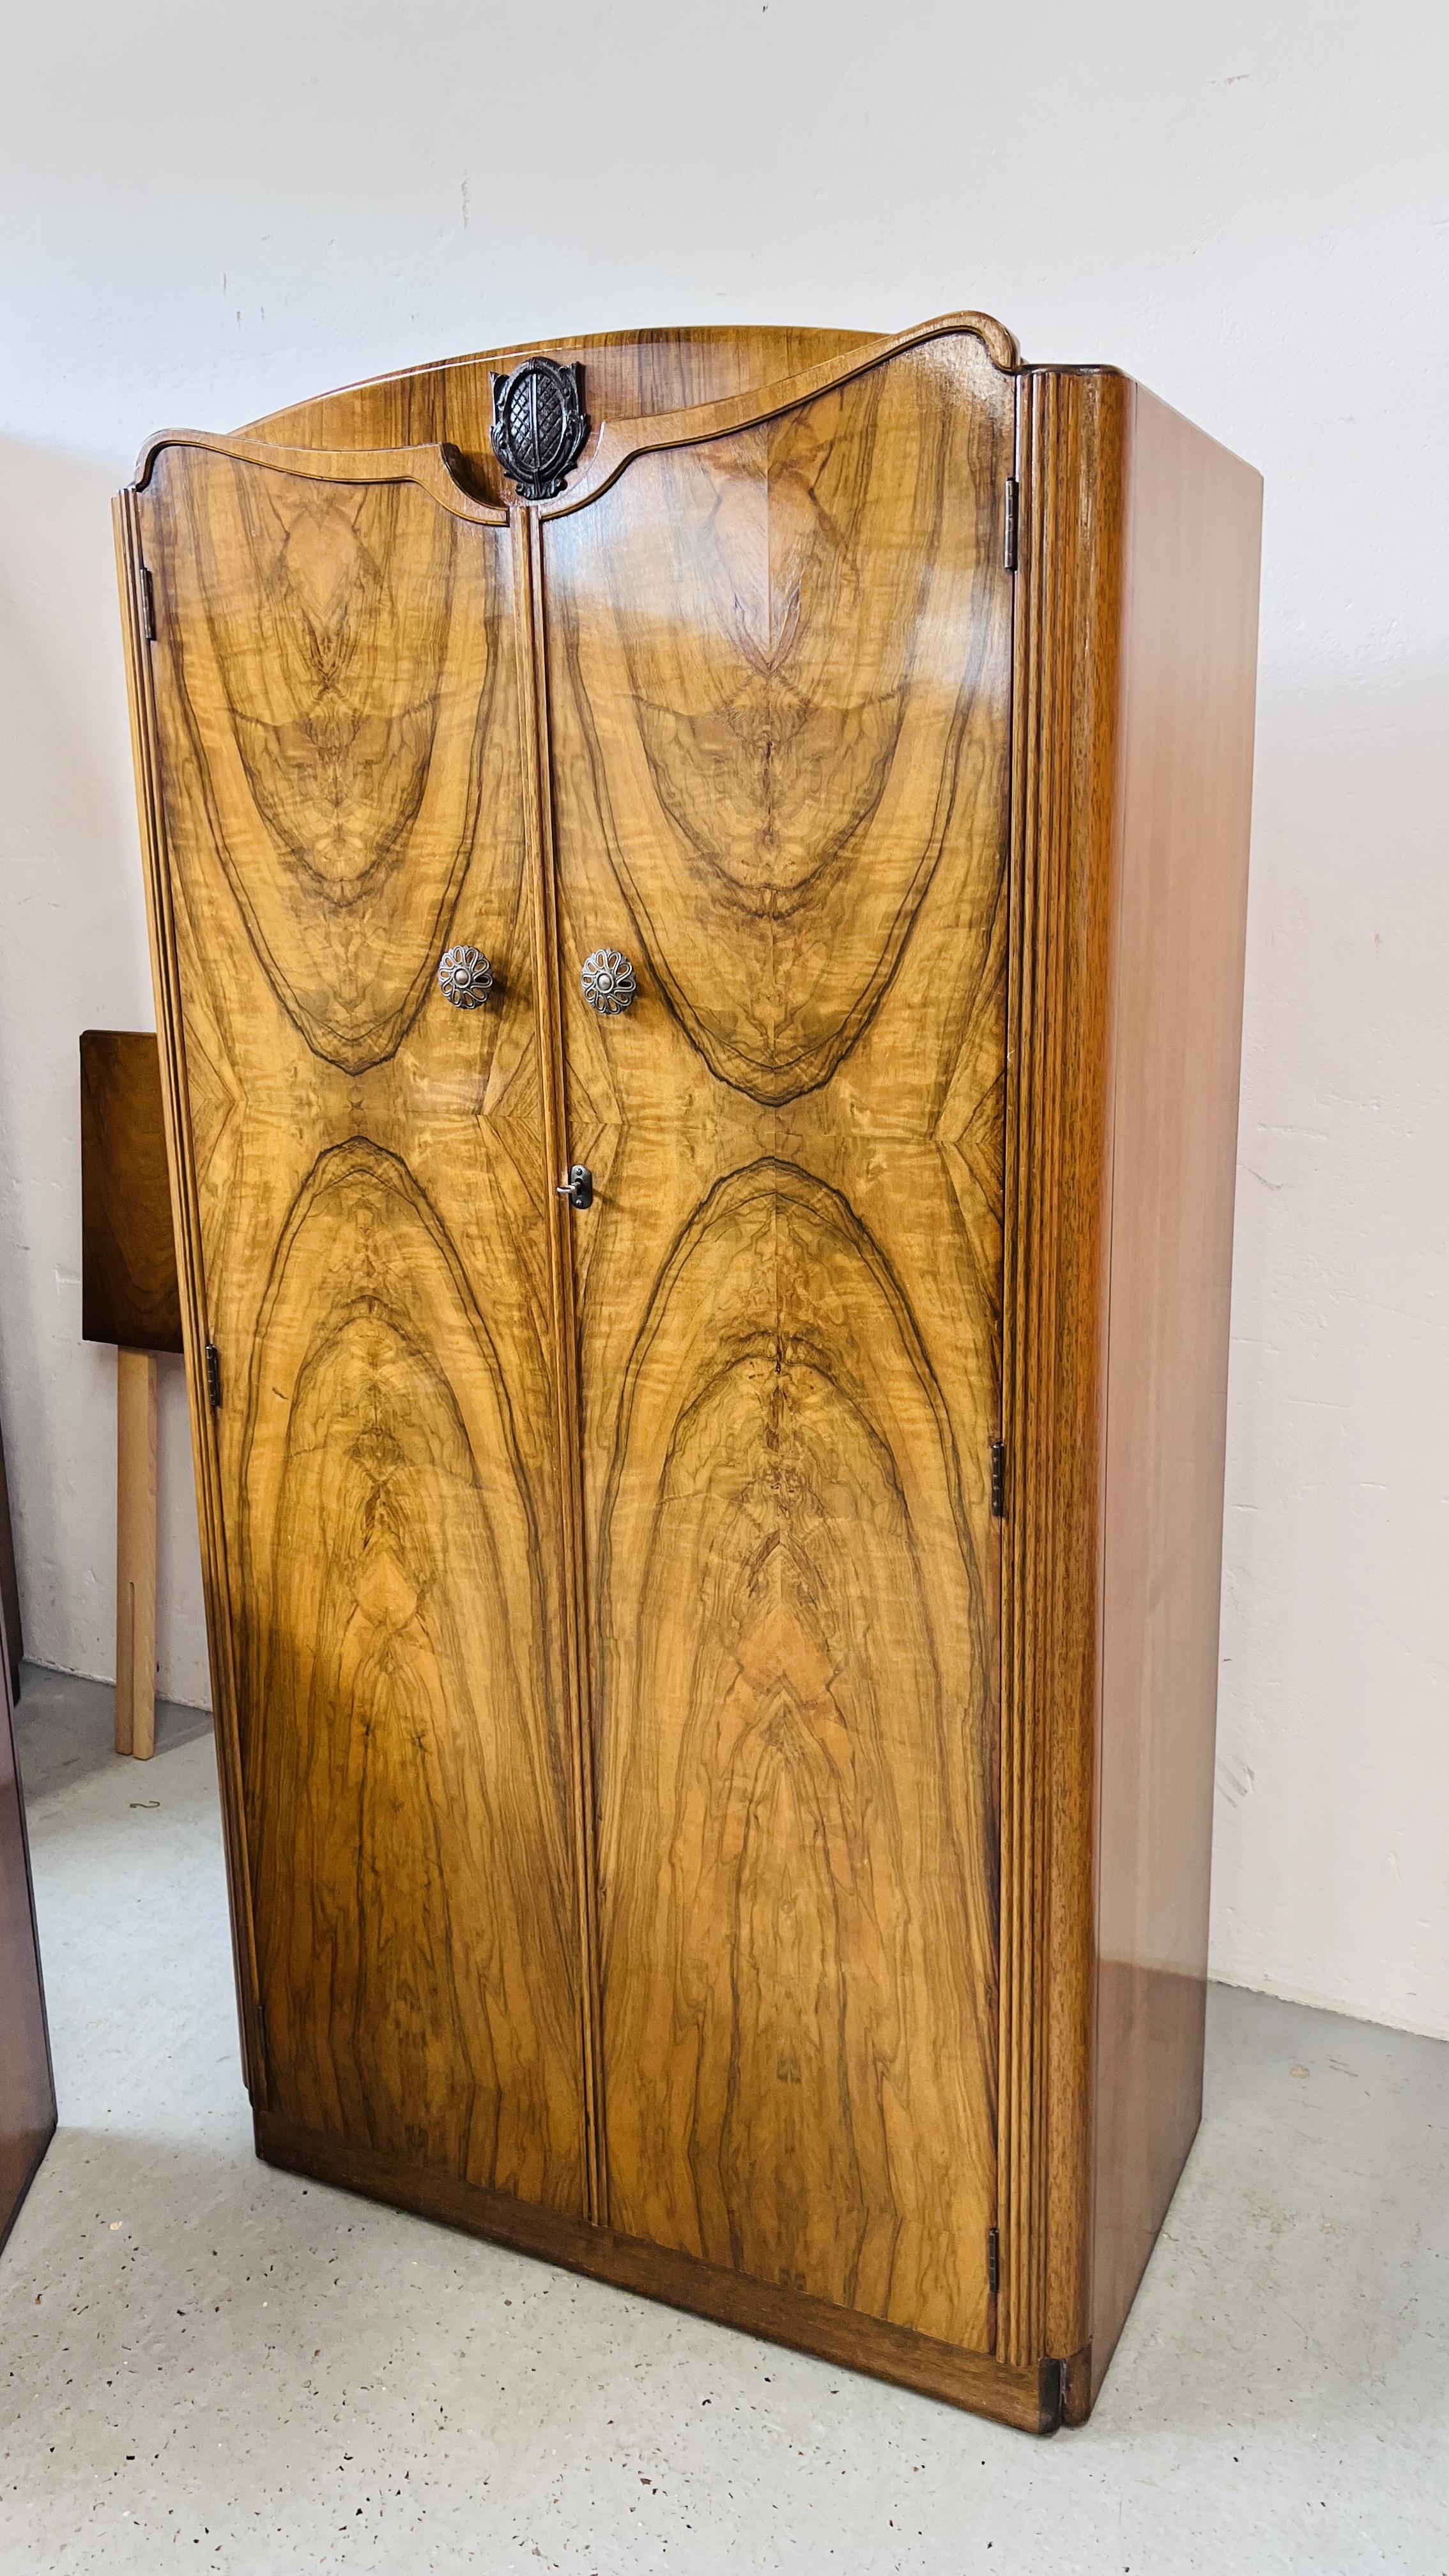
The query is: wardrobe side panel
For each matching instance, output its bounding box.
[1091,388,1262,2396]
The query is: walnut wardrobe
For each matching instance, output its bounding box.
[115,312,1261,2434]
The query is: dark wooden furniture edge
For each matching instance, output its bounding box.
[0,1597,56,2246]
[0,1413,21,1699]
[255,2112,1062,2435]
[80,1030,184,1354]
[0,2117,56,2262]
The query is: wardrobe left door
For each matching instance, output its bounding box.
[129,447,587,2217]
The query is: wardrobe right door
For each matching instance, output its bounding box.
[544,333,1015,2349]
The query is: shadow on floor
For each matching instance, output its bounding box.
[13,1659,211,1802]
[1094,1979,1449,2448]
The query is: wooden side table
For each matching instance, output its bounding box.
[79,1033,182,1759]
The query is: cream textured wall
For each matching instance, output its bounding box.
[1,1,1445,2031]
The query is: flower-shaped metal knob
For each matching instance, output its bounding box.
[437,945,494,1009]
[581,949,637,1016]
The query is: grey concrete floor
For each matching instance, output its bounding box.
[12,1662,212,1802]
[1,1669,1446,2573]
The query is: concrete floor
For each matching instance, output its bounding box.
[1,1670,1446,2573]
[10,1663,213,1802]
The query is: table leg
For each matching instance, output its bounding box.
[115,1349,157,1760]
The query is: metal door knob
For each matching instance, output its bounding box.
[438,945,494,1009]
[556,1164,594,1209]
[581,949,636,1015]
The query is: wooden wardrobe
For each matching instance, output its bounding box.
[115,312,1261,2434]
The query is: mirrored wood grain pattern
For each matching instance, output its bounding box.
[139,449,585,2209]
[240,1141,578,2191]
[546,347,1008,1104]
[153,454,509,1073]
[122,316,1260,2431]
[594,1163,997,2340]
[545,339,1014,2348]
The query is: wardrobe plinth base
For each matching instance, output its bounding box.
[254,2110,1059,2436]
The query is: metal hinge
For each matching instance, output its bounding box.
[988,2227,1000,2296]
[1003,479,1020,574]
[990,1439,1006,1519]
[138,563,157,641]
[204,1341,222,1411]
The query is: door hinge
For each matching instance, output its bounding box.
[990,1438,1006,1519]
[204,1341,222,1411]
[988,2227,1000,2297]
[138,563,157,641]
[1003,479,1020,574]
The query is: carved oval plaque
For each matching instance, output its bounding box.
[491,358,590,502]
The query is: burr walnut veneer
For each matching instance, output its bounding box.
[115,314,1260,2432]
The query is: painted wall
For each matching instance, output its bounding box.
[1,0,1445,2032]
